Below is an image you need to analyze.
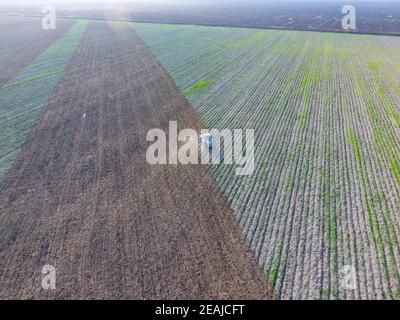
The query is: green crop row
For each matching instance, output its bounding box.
[134,22,400,299]
[0,21,87,181]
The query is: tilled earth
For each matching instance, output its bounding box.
[0,22,271,299]
[0,16,75,86]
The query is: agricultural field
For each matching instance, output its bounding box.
[0,21,270,299]
[0,16,76,86]
[1,13,400,300]
[0,20,87,180]
[133,22,400,299]
[3,1,400,35]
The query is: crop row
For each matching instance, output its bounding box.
[0,21,88,180]
[134,22,400,299]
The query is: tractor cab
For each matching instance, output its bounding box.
[200,133,213,150]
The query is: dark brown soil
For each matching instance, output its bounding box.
[0,22,271,299]
[0,16,75,86]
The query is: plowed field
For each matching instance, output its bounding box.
[0,22,271,299]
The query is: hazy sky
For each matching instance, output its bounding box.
[0,0,193,3]
[1,0,202,5]
[2,0,397,3]
[1,0,398,5]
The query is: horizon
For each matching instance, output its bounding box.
[2,0,400,5]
